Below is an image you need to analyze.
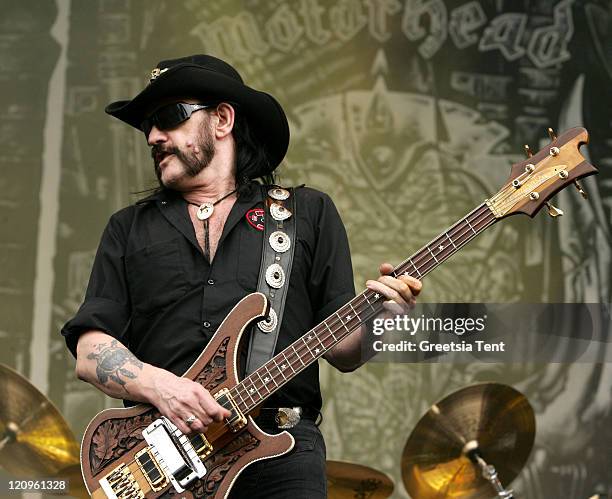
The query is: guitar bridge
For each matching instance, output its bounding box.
[215,388,247,432]
[99,462,144,499]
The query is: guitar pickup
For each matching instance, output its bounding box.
[135,447,168,492]
[215,388,247,432]
[191,433,214,459]
[141,417,207,493]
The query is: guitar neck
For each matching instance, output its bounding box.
[229,202,497,413]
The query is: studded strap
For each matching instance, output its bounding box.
[245,185,298,375]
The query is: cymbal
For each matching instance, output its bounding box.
[327,460,394,499]
[0,364,80,477]
[402,383,535,499]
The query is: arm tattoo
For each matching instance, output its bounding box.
[86,340,143,389]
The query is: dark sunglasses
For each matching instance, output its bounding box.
[141,102,210,137]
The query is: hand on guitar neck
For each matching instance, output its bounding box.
[75,330,230,435]
[368,262,422,314]
[324,263,423,372]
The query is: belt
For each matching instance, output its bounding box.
[255,406,320,429]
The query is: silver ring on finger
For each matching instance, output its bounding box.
[185,414,197,425]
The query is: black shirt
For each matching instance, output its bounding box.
[61,183,355,410]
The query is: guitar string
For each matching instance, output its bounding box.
[232,207,498,410]
[233,208,497,408]
[233,215,498,414]
[110,204,501,492]
[234,166,569,419]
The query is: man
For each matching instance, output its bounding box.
[62,54,422,498]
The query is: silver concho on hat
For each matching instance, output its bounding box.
[257,307,278,333]
[265,263,285,289]
[270,202,292,221]
[269,231,291,253]
[268,187,290,200]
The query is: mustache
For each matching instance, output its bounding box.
[151,144,179,160]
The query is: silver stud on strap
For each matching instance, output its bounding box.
[269,231,291,253]
[268,187,290,200]
[270,202,292,221]
[258,308,278,333]
[265,263,285,289]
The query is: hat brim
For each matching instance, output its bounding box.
[105,64,289,173]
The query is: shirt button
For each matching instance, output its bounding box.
[207,279,215,285]
[203,321,211,328]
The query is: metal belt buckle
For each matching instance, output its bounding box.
[275,407,302,429]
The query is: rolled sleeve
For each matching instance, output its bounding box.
[62,297,130,357]
[61,208,134,357]
[307,191,356,324]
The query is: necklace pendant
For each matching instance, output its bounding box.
[196,202,214,220]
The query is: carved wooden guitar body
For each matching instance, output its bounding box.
[80,128,598,498]
[82,293,291,499]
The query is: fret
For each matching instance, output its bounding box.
[363,293,377,312]
[281,351,296,374]
[465,217,477,235]
[243,380,258,405]
[335,311,351,333]
[445,232,457,249]
[232,387,246,408]
[311,332,325,355]
[348,302,360,323]
[273,358,288,381]
[302,335,316,360]
[409,259,422,278]
[245,378,262,402]
[262,363,279,388]
[292,344,306,367]
[324,320,338,342]
[427,245,439,263]
[255,370,271,394]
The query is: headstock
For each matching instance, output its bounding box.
[486,127,598,219]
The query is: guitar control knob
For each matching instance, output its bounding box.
[574,180,588,199]
[545,202,564,218]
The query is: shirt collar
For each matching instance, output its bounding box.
[141,183,264,256]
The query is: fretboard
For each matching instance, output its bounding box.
[228,202,497,413]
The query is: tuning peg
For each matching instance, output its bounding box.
[524,144,533,157]
[545,202,564,217]
[547,127,557,141]
[574,180,587,199]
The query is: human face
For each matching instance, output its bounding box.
[147,103,216,189]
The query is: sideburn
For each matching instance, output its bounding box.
[182,119,216,177]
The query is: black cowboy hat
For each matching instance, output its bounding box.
[105,54,289,173]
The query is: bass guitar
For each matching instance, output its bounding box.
[80,127,597,498]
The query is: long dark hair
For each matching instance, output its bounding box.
[232,110,275,188]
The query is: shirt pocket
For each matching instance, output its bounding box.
[125,238,188,315]
[237,226,263,291]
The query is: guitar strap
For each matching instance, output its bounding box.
[245,185,297,375]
